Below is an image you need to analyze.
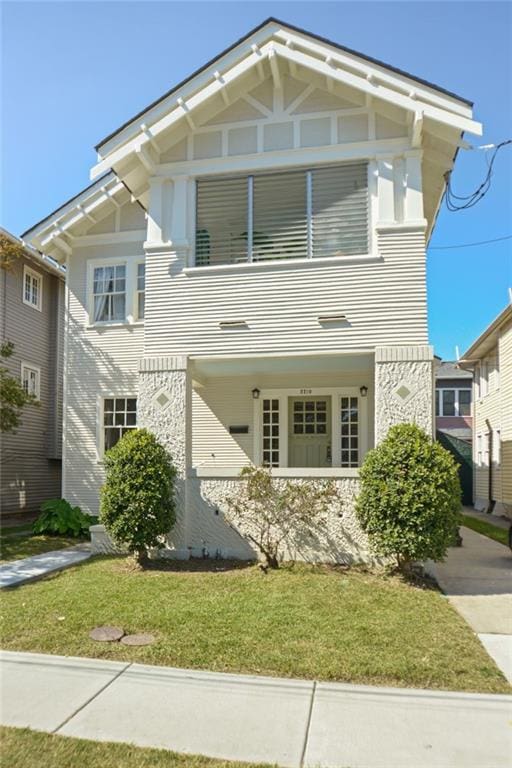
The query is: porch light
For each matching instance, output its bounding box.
[252,388,261,400]
[359,385,368,397]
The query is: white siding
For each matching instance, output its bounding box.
[192,371,374,467]
[63,241,144,515]
[145,228,427,358]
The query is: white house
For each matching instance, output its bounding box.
[23,18,482,562]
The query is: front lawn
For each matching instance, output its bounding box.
[0,727,269,768]
[1,556,508,693]
[0,531,82,563]
[460,514,509,547]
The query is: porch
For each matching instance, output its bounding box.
[190,351,374,479]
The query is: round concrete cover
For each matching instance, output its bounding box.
[120,633,155,646]
[89,626,125,642]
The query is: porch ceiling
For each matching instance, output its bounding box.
[191,351,374,379]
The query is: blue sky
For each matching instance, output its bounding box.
[2,1,511,359]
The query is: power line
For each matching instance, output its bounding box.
[444,139,512,211]
[429,234,512,250]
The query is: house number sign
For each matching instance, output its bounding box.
[299,389,313,394]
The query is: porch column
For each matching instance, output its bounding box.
[137,355,191,556]
[374,345,434,443]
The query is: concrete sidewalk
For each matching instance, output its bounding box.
[1,650,511,768]
[0,546,91,589]
[427,526,512,683]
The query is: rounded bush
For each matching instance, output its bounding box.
[100,429,176,563]
[356,423,461,569]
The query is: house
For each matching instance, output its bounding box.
[21,19,482,560]
[459,303,512,518]
[0,228,65,518]
[435,361,472,442]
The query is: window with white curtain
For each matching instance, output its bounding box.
[195,162,368,266]
[93,264,126,322]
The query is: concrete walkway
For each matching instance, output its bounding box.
[0,545,91,589]
[428,526,512,683]
[1,650,511,768]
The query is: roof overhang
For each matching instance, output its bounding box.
[21,172,134,263]
[0,226,65,278]
[459,304,512,364]
[91,18,481,182]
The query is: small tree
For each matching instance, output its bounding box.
[100,429,176,565]
[356,423,460,571]
[1,341,37,433]
[224,466,339,569]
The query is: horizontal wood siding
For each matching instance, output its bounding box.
[145,229,427,358]
[64,243,145,515]
[473,319,512,506]
[498,321,512,503]
[1,256,63,515]
[192,371,374,467]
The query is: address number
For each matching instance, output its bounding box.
[299,389,312,394]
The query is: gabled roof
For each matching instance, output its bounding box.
[0,226,64,278]
[435,361,472,380]
[95,16,473,153]
[91,17,481,180]
[460,304,512,363]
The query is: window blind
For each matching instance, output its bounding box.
[312,162,368,258]
[195,162,368,266]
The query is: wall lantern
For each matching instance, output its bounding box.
[252,388,261,400]
[359,385,368,398]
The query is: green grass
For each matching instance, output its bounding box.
[460,514,509,547]
[0,557,508,694]
[0,727,271,768]
[0,531,82,563]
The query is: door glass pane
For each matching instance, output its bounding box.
[340,397,359,467]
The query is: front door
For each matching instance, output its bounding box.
[288,396,332,467]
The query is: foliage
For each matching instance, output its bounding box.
[224,466,339,569]
[356,423,461,571]
[33,498,92,537]
[0,234,24,271]
[100,429,176,565]
[0,342,38,433]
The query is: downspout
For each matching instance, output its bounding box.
[485,418,494,513]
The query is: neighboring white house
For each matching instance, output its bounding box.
[22,18,482,562]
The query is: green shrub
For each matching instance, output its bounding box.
[33,499,92,537]
[356,423,461,571]
[100,429,176,565]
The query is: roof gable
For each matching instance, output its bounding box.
[95,17,474,155]
[91,18,480,181]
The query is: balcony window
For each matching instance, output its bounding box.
[195,162,368,266]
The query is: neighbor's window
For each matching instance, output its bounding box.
[103,397,137,451]
[436,389,471,417]
[195,161,369,266]
[93,265,126,323]
[23,266,42,311]
[136,263,145,320]
[21,363,40,399]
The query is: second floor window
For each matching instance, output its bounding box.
[136,263,145,320]
[195,161,368,266]
[436,388,472,417]
[23,266,42,311]
[93,265,126,323]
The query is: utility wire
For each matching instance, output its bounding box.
[444,139,512,211]
[429,234,512,250]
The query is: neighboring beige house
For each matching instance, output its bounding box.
[22,19,482,560]
[0,228,65,518]
[460,303,512,518]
